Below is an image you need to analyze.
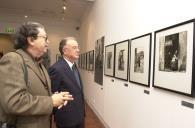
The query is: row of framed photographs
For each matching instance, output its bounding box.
[105,18,195,97]
[105,36,151,85]
[78,50,94,71]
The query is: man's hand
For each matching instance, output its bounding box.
[51,91,73,108]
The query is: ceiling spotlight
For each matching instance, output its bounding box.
[62,6,66,10]
[62,0,67,11]
[24,15,28,18]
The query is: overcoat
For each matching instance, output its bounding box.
[0,49,53,128]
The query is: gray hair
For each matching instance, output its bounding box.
[59,37,76,55]
[14,21,45,49]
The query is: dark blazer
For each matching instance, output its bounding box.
[49,58,85,127]
[0,49,53,128]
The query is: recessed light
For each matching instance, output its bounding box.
[62,6,66,10]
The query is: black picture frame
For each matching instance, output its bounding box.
[81,53,84,69]
[129,33,152,87]
[78,54,81,68]
[104,44,115,77]
[89,50,94,71]
[83,53,87,70]
[94,36,104,85]
[114,40,129,81]
[153,19,195,97]
[86,52,90,70]
[56,54,62,62]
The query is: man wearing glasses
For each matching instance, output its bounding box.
[0,21,73,128]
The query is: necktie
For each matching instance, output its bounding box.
[72,65,81,88]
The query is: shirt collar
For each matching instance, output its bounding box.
[63,57,74,69]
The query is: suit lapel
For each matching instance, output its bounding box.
[17,50,49,90]
[62,59,82,89]
[41,64,52,95]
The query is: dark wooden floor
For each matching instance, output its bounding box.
[85,103,105,128]
[52,103,105,128]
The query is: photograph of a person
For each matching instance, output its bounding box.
[81,53,84,69]
[105,44,115,76]
[114,40,129,81]
[83,53,87,69]
[78,54,81,68]
[130,33,151,87]
[56,53,62,62]
[107,52,112,69]
[153,19,195,97]
[134,47,144,73]
[94,36,104,85]
[118,49,125,71]
[89,50,94,71]
[159,31,187,72]
[86,52,90,70]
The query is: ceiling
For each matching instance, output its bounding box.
[0,0,94,22]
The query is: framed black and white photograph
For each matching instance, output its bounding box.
[94,36,104,85]
[83,53,87,70]
[78,54,81,68]
[89,50,94,71]
[81,53,85,69]
[80,54,82,69]
[42,49,51,70]
[114,40,129,81]
[153,19,195,97]
[86,52,90,70]
[130,33,152,86]
[104,44,115,77]
[56,54,62,62]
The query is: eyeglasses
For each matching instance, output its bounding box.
[37,35,48,41]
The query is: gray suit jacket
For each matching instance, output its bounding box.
[0,49,53,128]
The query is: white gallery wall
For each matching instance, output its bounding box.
[79,0,195,128]
[0,13,80,65]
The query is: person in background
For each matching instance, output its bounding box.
[170,50,178,71]
[0,21,73,128]
[49,37,85,128]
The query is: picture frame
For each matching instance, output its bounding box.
[104,44,115,77]
[89,50,94,71]
[56,54,62,62]
[42,49,51,70]
[86,52,90,70]
[94,36,104,85]
[78,54,81,68]
[153,19,195,97]
[83,53,87,70]
[129,33,152,87]
[81,53,84,69]
[114,40,129,81]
